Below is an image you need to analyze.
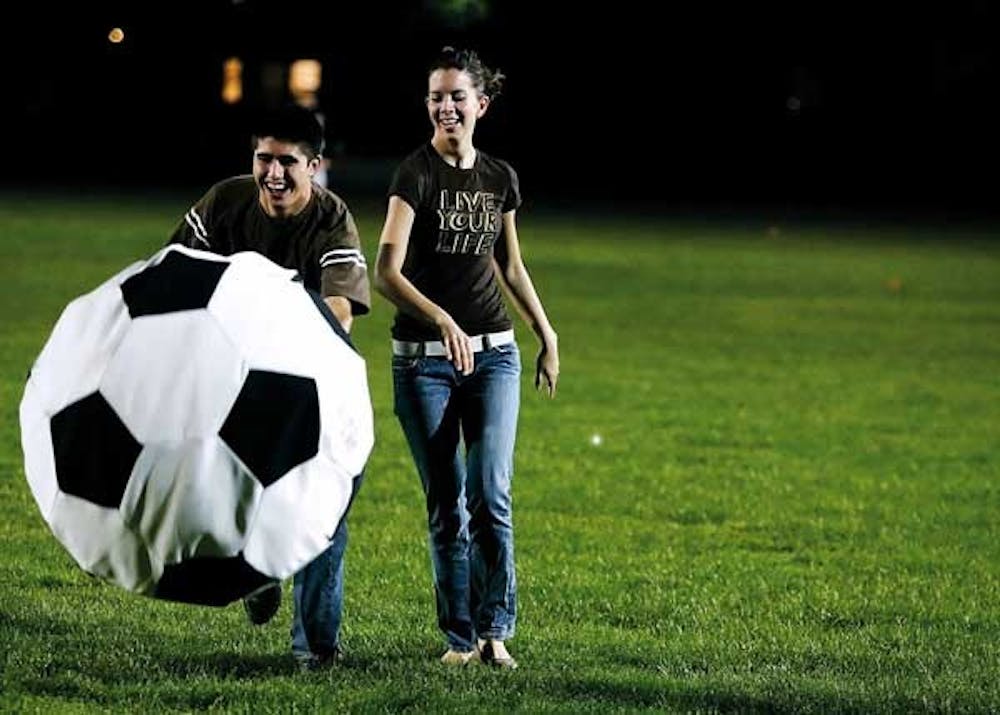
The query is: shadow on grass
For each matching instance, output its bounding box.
[8,605,987,712]
[0,608,74,637]
[18,648,298,711]
[157,650,297,679]
[543,675,930,714]
[3,604,296,684]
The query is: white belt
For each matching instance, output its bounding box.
[392,329,515,357]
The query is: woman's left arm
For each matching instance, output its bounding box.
[493,211,559,397]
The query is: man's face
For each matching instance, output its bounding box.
[253,137,317,217]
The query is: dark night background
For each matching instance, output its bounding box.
[5,1,998,215]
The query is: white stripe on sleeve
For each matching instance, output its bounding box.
[184,209,210,248]
[319,248,367,268]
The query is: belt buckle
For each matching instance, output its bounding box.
[397,340,424,357]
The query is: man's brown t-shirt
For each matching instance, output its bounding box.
[168,176,370,315]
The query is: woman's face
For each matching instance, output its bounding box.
[426,68,488,145]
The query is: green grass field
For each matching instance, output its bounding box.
[1,192,998,713]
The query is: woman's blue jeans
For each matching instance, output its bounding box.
[393,342,521,651]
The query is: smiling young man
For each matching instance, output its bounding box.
[170,104,369,331]
[168,104,370,670]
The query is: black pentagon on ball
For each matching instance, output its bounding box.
[120,249,229,317]
[220,370,319,487]
[50,392,142,509]
[154,553,275,606]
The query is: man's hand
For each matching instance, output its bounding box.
[324,296,353,333]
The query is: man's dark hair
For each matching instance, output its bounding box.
[250,105,325,160]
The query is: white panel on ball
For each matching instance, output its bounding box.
[101,312,247,444]
[26,263,140,417]
[243,453,354,580]
[208,251,330,378]
[122,439,263,570]
[49,492,154,593]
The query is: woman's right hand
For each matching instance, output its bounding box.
[435,311,474,375]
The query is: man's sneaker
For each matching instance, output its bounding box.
[296,647,345,673]
[440,648,477,666]
[242,582,281,626]
[479,640,518,670]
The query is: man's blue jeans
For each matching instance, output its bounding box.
[290,472,364,659]
[392,342,521,652]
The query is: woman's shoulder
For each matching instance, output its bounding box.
[398,144,435,170]
[476,150,518,182]
[391,145,439,190]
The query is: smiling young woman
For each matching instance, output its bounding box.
[375,46,559,670]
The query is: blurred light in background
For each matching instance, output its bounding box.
[289,59,322,108]
[426,0,490,26]
[222,57,243,104]
[108,27,125,44]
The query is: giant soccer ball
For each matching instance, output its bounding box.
[19,245,374,606]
